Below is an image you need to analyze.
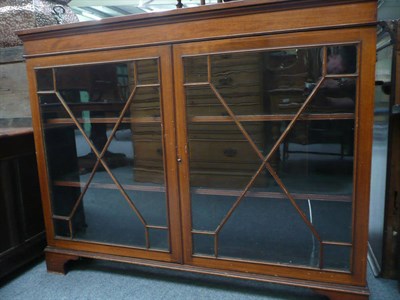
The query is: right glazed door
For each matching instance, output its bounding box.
[174,28,375,284]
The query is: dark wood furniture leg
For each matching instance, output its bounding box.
[314,289,369,300]
[45,250,79,274]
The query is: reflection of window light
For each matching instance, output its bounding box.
[138,0,154,7]
[141,5,177,13]
[80,91,92,135]
[81,11,102,20]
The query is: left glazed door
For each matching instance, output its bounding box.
[29,46,182,263]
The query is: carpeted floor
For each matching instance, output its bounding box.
[0,257,398,300]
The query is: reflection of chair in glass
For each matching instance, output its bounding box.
[282,120,353,160]
[287,47,356,159]
[310,46,356,113]
[266,46,356,161]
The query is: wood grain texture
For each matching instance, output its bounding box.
[18,1,376,58]
[0,131,45,279]
[20,0,376,298]
[16,1,374,37]
[313,289,369,300]
[174,26,375,287]
[45,247,370,299]
[45,250,79,274]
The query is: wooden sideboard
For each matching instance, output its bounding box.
[17,1,377,299]
[0,128,45,279]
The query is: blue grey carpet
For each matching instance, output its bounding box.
[0,258,398,299]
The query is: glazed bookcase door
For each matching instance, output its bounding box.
[174,28,375,284]
[30,46,182,262]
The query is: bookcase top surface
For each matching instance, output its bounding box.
[16,0,376,41]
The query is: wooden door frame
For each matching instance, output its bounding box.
[26,45,183,264]
[173,27,376,285]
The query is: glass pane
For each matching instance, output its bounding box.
[192,194,236,232]
[186,86,225,118]
[130,87,161,118]
[187,122,269,189]
[308,201,352,243]
[54,62,134,119]
[73,187,146,247]
[43,124,87,183]
[149,228,169,251]
[36,68,54,91]
[53,219,70,238]
[273,119,354,196]
[40,94,70,119]
[326,45,357,74]
[37,59,160,122]
[137,59,159,85]
[38,59,169,250]
[183,47,325,117]
[131,123,165,185]
[306,78,356,114]
[126,191,167,227]
[323,244,351,271]
[184,56,208,83]
[185,44,357,271]
[217,196,320,267]
[193,233,214,257]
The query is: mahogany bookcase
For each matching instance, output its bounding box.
[17,1,377,299]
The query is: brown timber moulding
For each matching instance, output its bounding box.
[18,0,377,298]
[45,246,370,297]
[16,0,376,58]
[15,0,373,37]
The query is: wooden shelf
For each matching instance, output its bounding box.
[19,1,376,297]
[191,187,352,202]
[52,179,351,202]
[43,117,161,124]
[53,179,166,193]
[189,113,355,123]
[39,101,125,112]
[42,114,352,125]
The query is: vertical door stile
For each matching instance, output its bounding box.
[33,46,183,262]
[172,28,372,284]
[26,59,57,244]
[172,45,194,264]
[351,27,377,284]
[159,45,183,263]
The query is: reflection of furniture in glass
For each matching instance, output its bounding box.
[43,125,87,236]
[191,54,266,188]
[282,120,354,160]
[131,54,266,188]
[18,1,376,299]
[0,128,45,279]
[265,49,355,160]
[41,64,130,172]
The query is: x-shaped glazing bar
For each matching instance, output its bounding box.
[49,64,155,247]
[202,49,329,266]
